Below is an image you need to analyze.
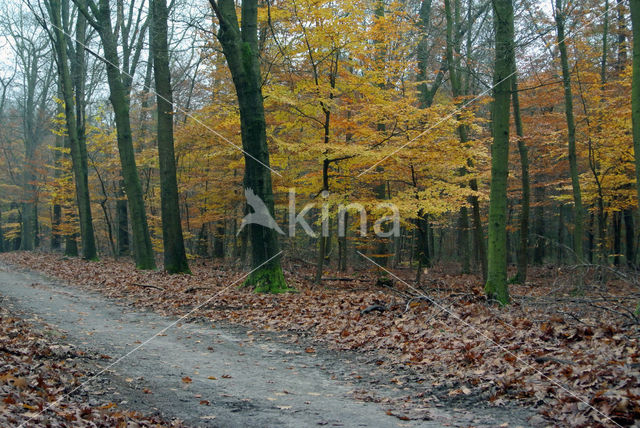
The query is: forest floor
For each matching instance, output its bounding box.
[0,252,639,427]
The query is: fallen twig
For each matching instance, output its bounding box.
[361,304,387,315]
[534,356,575,365]
[184,286,211,294]
[131,283,164,291]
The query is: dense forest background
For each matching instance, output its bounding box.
[0,0,638,299]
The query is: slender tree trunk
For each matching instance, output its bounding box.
[616,0,628,72]
[587,210,595,263]
[116,182,129,256]
[624,208,635,267]
[150,0,190,273]
[485,0,514,305]
[214,222,224,258]
[445,0,486,279]
[0,207,4,252]
[557,204,565,264]
[470,183,487,281]
[338,211,348,272]
[601,0,610,85]
[555,0,584,262]
[20,99,36,250]
[51,103,63,251]
[458,207,471,273]
[512,71,530,283]
[613,211,622,266]
[196,223,209,257]
[86,0,155,269]
[46,0,98,260]
[533,184,546,264]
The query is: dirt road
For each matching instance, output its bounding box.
[0,262,532,427]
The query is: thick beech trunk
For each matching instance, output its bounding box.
[75,0,155,269]
[209,0,288,292]
[150,0,190,274]
[485,0,514,305]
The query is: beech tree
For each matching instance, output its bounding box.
[3,7,54,250]
[42,0,98,261]
[73,0,156,270]
[555,0,584,262]
[485,0,514,305]
[150,0,190,274]
[207,0,288,292]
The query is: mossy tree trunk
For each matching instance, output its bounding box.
[150,0,190,274]
[47,0,98,261]
[75,0,156,269]
[485,0,515,305]
[555,0,584,262]
[209,0,288,293]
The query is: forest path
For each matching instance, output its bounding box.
[0,262,531,427]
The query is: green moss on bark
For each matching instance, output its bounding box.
[243,264,295,294]
[485,280,510,306]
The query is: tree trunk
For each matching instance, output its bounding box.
[209,0,287,292]
[458,207,471,273]
[555,0,584,262]
[0,207,4,252]
[601,0,610,85]
[150,0,190,273]
[338,211,348,271]
[616,0,628,72]
[485,0,514,305]
[445,0,485,279]
[46,0,98,260]
[533,184,545,264]
[116,182,130,257]
[624,208,636,267]
[587,211,595,263]
[65,234,79,257]
[51,91,63,251]
[613,211,622,266]
[214,222,225,258]
[20,88,36,250]
[87,0,155,269]
[512,71,530,284]
[557,204,565,264]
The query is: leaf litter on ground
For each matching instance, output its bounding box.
[1,251,639,427]
[0,301,183,427]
